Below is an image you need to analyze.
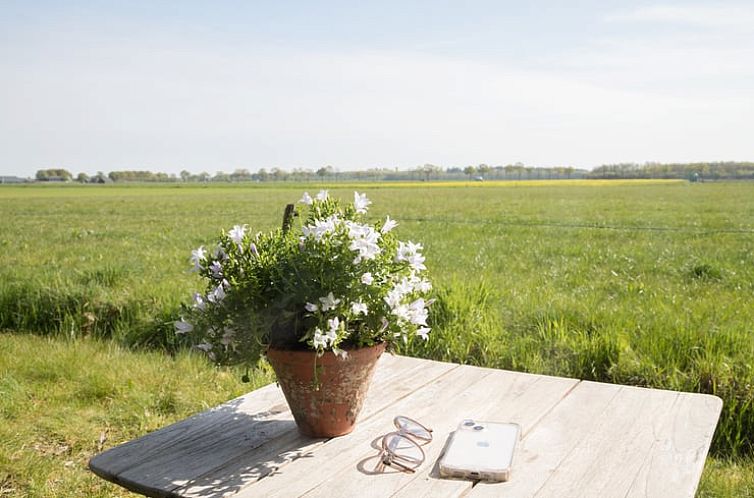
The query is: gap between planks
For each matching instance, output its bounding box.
[170,355,461,497]
[90,354,456,497]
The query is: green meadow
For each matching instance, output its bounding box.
[1,181,753,496]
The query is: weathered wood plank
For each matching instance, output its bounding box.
[520,383,684,498]
[90,355,454,496]
[623,392,722,498]
[91,353,404,478]
[88,382,289,496]
[467,380,622,498]
[388,372,580,498]
[259,367,577,498]
[173,355,457,497]
[89,354,456,497]
[88,358,722,498]
[91,353,415,484]
[231,364,496,498]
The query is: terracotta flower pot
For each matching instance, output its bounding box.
[266,343,386,437]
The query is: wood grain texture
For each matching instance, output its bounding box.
[88,357,722,498]
[468,380,622,498]
[299,369,572,498]
[385,371,579,498]
[623,392,722,498]
[174,355,456,497]
[89,382,288,497]
[89,354,455,497]
[232,362,491,498]
[471,382,722,498]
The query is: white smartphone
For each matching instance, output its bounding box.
[438,419,520,482]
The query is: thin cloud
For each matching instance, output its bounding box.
[2,38,749,174]
[605,4,754,27]
[1,5,753,176]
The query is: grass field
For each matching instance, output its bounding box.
[1,180,754,496]
[0,333,273,497]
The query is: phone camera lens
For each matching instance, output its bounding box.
[463,420,475,426]
[473,425,484,431]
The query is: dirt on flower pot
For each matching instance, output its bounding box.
[266,342,386,437]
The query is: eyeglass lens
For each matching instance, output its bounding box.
[383,433,424,468]
[394,416,432,441]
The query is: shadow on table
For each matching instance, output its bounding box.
[89,390,325,497]
[356,432,454,481]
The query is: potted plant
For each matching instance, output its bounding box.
[175,191,432,437]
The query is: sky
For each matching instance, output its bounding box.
[1,0,753,177]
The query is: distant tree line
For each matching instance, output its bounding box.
[588,162,754,181]
[35,169,73,181]
[31,161,754,184]
[107,170,175,182]
[33,164,590,184]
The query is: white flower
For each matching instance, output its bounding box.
[349,226,381,263]
[305,302,319,312]
[316,190,329,201]
[303,215,339,241]
[207,284,226,303]
[327,316,340,334]
[312,318,340,351]
[396,241,426,272]
[396,241,422,259]
[408,254,426,272]
[415,327,431,340]
[190,246,207,271]
[384,289,403,309]
[250,242,259,257]
[214,285,226,302]
[350,238,381,263]
[415,278,432,293]
[395,277,414,296]
[174,318,193,334]
[325,317,340,345]
[398,274,431,294]
[192,292,206,311]
[228,225,247,246]
[351,302,368,315]
[319,292,341,311]
[345,220,369,239]
[313,328,328,349]
[361,272,374,285]
[384,278,412,310]
[333,346,348,359]
[209,261,223,279]
[381,216,398,233]
[391,303,411,321]
[299,192,313,205]
[407,298,429,326]
[354,191,371,214]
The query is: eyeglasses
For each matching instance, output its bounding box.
[375,416,433,474]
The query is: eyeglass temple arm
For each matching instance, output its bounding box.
[386,458,416,473]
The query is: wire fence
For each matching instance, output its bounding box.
[399,217,754,235]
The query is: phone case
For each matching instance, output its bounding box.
[438,420,520,482]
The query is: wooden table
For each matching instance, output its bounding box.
[89,354,722,497]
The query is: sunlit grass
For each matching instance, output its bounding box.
[698,458,754,497]
[0,178,683,197]
[0,333,272,497]
[355,179,684,188]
